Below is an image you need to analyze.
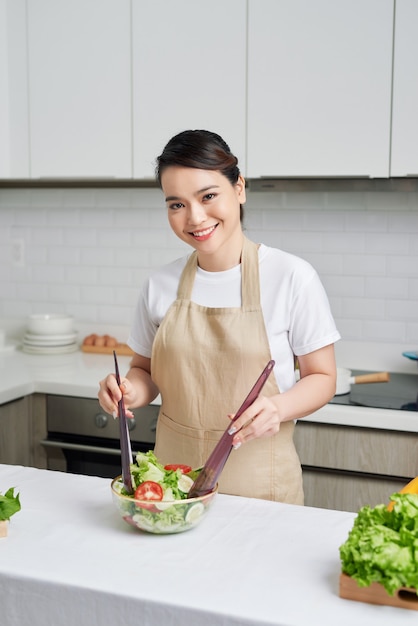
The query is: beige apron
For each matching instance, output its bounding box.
[151,237,304,504]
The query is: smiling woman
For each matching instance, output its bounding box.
[98,129,341,505]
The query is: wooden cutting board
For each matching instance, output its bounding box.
[81,343,134,356]
[339,573,418,611]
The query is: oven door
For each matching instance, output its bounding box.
[41,395,158,478]
[42,434,153,478]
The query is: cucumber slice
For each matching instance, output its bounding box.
[185,502,205,525]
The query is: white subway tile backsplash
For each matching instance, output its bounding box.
[387,211,418,232]
[16,281,49,300]
[95,189,132,208]
[405,322,418,345]
[98,227,133,247]
[65,266,98,285]
[409,279,418,298]
[366,232,408,255]
[284,192,326,209]
[32,265,65,283]
[322,232,366,254]
[362,320,407,342]
[387,299,418,320]
[80,207,114,227]
[364,277,409,299]
[345,210,388,232]
[325,276,365,297]
[47,283,80,303]
[326,192,367,210]
[388,255,418,277]
[48,246,80,265]
[80,247,115,267]
[342,254,386,276]
[365,192,411,211]
[304,210,345,232]
[80,284,112,305]
[1,187,418,345]
[342,297,385,319]
[63,228,97,247]
[30,227,64,245]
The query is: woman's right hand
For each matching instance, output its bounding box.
[98,373,135,418]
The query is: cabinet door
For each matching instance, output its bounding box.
[247,0,393,178]
[0,0,30,178]
[0,397,31,466]
[391,0,418,176]
[132,0,246,179]
[27,0,131,178]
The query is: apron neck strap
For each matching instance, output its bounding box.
[177,237,261,308]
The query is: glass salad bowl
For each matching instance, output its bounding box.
[111,476,218,534]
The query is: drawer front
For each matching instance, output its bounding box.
[301,469,407,513]
[294,421,418,477]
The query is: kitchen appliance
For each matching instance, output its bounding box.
[331,370,418,411]
[41,395,158,478]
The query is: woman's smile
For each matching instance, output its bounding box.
[189,223,219,241]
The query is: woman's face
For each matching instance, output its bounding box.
[160,166,246,270]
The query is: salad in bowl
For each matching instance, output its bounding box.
[111,451,217,534]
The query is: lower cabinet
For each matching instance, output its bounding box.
[0,397,32,466]
[294,421,418,512]
[0,394,47,468]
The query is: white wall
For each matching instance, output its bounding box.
[0,187,417,347]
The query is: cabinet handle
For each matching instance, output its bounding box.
[41,439,122,456]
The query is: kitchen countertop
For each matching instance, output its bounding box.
[1,463,416,626]
[0,347,137,405]
[0,346,417,432]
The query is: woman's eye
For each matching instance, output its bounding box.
[203,193,216,201]
[169,202,184,210]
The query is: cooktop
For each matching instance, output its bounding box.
[330,370,418,412]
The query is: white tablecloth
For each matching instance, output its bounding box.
[0,464,416,626]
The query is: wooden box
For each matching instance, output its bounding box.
[339,573,418,611]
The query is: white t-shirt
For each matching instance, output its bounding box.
[128,244,341,393]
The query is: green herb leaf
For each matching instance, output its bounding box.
[0,487,21,521]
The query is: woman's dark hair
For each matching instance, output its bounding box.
[156,129,244,222]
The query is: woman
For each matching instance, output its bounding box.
[98,129,340,504]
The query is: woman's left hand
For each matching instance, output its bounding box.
[227,395,281,449]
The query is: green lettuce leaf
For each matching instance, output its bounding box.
[340,493,418,595]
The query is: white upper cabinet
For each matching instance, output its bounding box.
[26,0,132,178]
[0,0,30,178]
[131,0,247,179]
[247,0,394,178]
[390,0,418,177]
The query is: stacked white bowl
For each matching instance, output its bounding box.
[22,314,78,354]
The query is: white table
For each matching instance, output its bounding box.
[0,464,416,626]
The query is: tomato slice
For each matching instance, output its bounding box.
[134,481,163,509]
[164,464,192,474]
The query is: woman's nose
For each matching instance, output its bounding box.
[188,202,207,225]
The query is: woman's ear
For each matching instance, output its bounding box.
[236,175,246,203]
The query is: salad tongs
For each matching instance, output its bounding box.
[113,350,134,494]
[188,359,275,498]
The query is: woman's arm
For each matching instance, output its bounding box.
[228,344,337,449]
[98,353,159,417]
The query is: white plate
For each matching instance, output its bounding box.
[24,332,78,343]
[22,343,79,355]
